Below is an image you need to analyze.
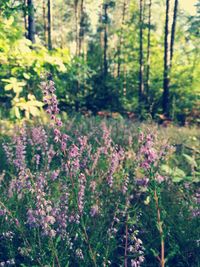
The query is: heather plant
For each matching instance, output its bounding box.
[0,80,199,267]
[0,80,142,266]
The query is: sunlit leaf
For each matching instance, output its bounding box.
[29,100,44,107]
[183,154,197,167]
[29,106,40,117]
[4,84,13,91]
[23,73,30,80]
[14,106,21,119]
[28,94,36,101]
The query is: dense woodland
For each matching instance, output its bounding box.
[0,0,200,123]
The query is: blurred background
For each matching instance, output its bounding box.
[0,0,200,125]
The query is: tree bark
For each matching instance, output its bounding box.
[23,0,28,38]
[103,2,108,77]
[117,0,127,78]
[47,0,52,50]
[99,6,104,72]
[123,63,127,96]
[27,0,36,43]
[146,0,152,97]
[162,0,170,116]
[74,0,79,56]
[78,0,84,55]
[170,0,178,65]
[139,0,144,103]
[43,0,47,46]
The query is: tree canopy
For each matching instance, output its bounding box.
[0,0,199,124]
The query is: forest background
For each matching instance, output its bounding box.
[0,0,200,124]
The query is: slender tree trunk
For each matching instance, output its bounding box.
[43,0,47,46]
[162,0,170,116]
[78,0,84,56]
[74,0,79,56]
[23,0,28,38]
[170,0,178,65]
[99,6,104,72]
[123,63,127,96]
[103,3,108,77]
[146,0,152,97]
[47,0,52,50]
[74,0,80,110]
[27,0,36,43]
[139,0,144,103]
[117,0,127,78]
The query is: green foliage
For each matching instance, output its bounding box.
[0,15,72,119]
[0,0,200,123]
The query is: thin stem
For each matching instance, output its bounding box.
[154,189,165,267]
[81,220,97,267]
[124,222,128,267]
[50,237,61,267]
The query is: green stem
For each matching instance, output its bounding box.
[153,189,165,267]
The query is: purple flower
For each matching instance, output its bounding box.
[90,204,99,217]
[2,143,14,164]
[107,148,124,187]
[0,209,6,216]
[155,174,165,183]
[61,141,67,151]
[122,175,129,195]
[51,170,60,181]
[69,144,79,158]
[78,173,86,214]
[135,177,149,187]
[13,133,27,171]
[35,154,40,166]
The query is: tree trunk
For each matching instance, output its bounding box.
[139,0,144,103]
[162,0,170,116]
[99,6,104,72]
[170,0,178,65]
[47,0,52,50]
[43,0,47,46]
[117,0,127,78]
[103,3,108,77]
[78,0,84,55]
[146,0,152,97]
[123,63,127,96]
[23,0,28,38]
[74,0,79,56]
[27,0,36,43]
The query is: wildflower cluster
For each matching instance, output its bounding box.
[135,130,173,186]
[1,79,196,267]
[41,80,68,151]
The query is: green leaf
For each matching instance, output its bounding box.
[185,176,200,183]
[28,100,44,107]
[150,248,159,257]
[14,106,21,119]
[2,77,25,94]
[160,164,173,175]
[56,236,61,245]
[183,154,197,167]
[4,84,13,91]
[29,106,40,117]
[173,168,186,183]
[5,16,14,27]
[27,94,36,101]
[23,73,30,80]
[161,165,186,183]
